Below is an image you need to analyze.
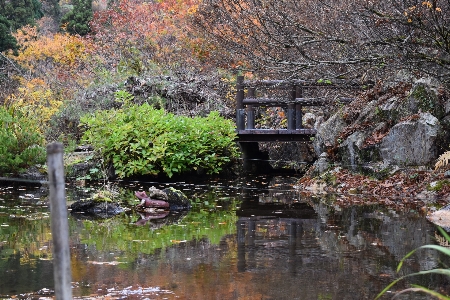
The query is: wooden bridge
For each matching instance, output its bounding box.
[235,75,354,142]
[235,75,357,172]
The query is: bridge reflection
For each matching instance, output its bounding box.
[236,186,319,273]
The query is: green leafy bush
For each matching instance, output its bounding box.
[80,103,239,178]
[0,107,46,174]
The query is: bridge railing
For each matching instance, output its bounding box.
[236,75,354,133]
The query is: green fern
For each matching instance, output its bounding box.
[435,151,450,170]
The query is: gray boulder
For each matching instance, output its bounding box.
[380,113,441,166]
[313,111,347,156]
[312,77,449,170]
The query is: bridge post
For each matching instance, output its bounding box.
[236,75,245,130]
[287,103,295,130]
[295,85,303,129]
[246,87,255,129]
[287,85,296,130]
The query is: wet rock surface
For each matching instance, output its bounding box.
[161,187,191,210]
[70,200,124,219]
[70,187,191,220]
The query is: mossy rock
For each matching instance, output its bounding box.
[91,190,115,202]
[163,187,191,209]
[149,186,168,200]
[408,84,444,119]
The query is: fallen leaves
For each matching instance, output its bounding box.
[298,167,449,209]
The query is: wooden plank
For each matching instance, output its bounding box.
[237,129,279,134]
[242,79,364,89]
[236,129,316,142]
[277,129,317,134]
[236,135,314,142]
[242,97,353,106]
[242,79,306,88]
[237,129,316,134]
[242,97,290,105]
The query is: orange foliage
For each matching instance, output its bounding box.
[12,26,90,69]
[404,1,445,24]
[8,25,95,101]
[88,0,209,69]
[6,77,63,130]
[2,0,221,116]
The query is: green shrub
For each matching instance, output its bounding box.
[60,0,92,36]
[0,107,46,174]
[80,103,239,178]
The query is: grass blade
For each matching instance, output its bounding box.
[392,285,450,300]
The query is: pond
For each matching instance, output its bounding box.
[0,175,449,299]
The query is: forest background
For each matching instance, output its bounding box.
[1,0,450,177]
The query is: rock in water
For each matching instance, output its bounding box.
[70,200,124,219]
[135,187,191,211]
[163,187,191,210]
[148,186,168,201]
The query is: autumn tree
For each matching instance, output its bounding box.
[86,0,233,114]
[0,55,21,104]
[194,0,374,79]
[3,25,94,127]
[362,1,450,82]
[88,0,207,73]
[0,0,47,60]
[194,0,450,83]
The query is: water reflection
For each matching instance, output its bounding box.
[0,176,449,299]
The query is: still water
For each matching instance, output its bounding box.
[0,175,448,299]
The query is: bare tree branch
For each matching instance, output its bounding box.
[193,0,450,82]
[0,52,23,75]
